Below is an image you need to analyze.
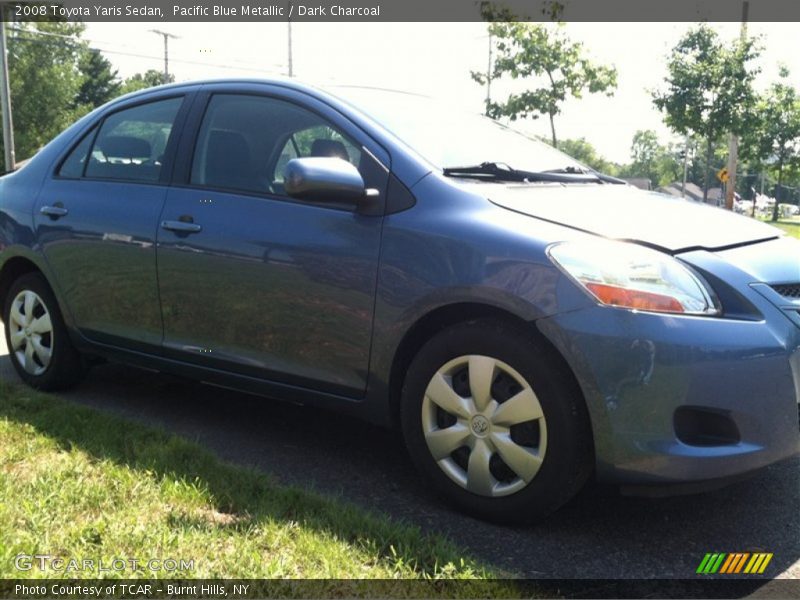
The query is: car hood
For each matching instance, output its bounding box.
[484,183,782,253]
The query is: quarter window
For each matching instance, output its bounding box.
[84,97,183,182]
[58,126,97,178]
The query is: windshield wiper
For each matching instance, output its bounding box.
[543,166,626,185]
[443,162,602,183]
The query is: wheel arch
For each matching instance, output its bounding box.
[0,255,45,317]
[387,302,593,448]
[0,252,74,329]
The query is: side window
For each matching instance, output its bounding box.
[190,94,362,197]
[58,126,97,178]
[84,97,183,182]
[273,125,362,184]
[272,138,298,185]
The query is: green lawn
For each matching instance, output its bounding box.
[770,220,800,239]
[0,380,517,594]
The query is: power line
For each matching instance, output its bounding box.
[8,26,286,73]
[8,32,284,75]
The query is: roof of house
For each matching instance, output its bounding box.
[656,182,704,202]
[622,178,652,190]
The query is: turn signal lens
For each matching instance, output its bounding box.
[549,239,719,316]
[585,282,685,313]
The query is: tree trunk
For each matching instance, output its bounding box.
[703,136,713,204]
[545,70,558,149]
[772,158,784,222]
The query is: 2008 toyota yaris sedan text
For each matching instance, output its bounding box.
[0,79,797,523]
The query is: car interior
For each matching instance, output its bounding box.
[190,94,362,196]
[82,98,182,182]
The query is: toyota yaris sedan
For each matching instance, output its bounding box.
[0,79,798,523]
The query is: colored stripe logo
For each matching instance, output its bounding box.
[697,553,773,574]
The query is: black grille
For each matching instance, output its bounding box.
[771,283,800,299]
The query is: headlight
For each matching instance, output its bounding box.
[548,239,719,315]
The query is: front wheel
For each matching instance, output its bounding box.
[4,272,85,390]
[400,319,593,524]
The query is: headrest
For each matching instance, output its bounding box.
[310,139,349,162]
[203,130,256,190]
[98,135,151,159]
[207,130,251,167]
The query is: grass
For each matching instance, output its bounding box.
[0,380,520,595]
[770,219,800,239]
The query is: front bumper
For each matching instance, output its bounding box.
[537,244,800,486]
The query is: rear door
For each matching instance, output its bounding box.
[34,94,191,351]
[156,86,389,396]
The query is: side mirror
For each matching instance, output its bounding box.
[284,157,373,206]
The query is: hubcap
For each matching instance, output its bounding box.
[8,290,53,376]
[421,355,548,497]
[470,415,490,437]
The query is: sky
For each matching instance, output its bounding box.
[83,22,800,164]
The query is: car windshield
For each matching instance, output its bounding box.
[328,86,584,174]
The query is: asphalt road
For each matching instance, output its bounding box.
[1,327,798,591]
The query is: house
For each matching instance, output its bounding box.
[656,182,704,202]
[622,178,652,191]
[656,183,734,206]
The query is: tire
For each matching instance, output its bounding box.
[3,272,86,391]
[400,318,593,524]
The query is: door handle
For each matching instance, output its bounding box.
[40,204,69,219]
[161,220,202,234]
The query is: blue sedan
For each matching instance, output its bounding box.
[0,79,797,522]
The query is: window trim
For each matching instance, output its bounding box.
[171,88,389,213]
[52,93,190,186]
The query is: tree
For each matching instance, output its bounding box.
[653,142,685,188]
[472,22,617,148]
[120,70,174,96]
[629,130,660,184]
[620,130,685,188]
[75,48,120,110]
[630,130,659,169]
[558,137,618,175]
[746,67,800,221]
[653,25,760,203]
[3,22,87,161]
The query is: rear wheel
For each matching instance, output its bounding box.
[400,318,592,524]
[4,272,85,390]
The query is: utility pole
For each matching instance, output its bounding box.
[287,21,293,76]
[0,16,15,173]
[287,2,293,77]
[725,0,749,211]
[149,29,179,84]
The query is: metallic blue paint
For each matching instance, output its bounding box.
[0,78,797,489]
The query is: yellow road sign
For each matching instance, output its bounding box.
[717,168,729,183]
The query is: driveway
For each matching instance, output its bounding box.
[1,326,798,592]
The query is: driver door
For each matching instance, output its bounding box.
[156,90,388,396]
